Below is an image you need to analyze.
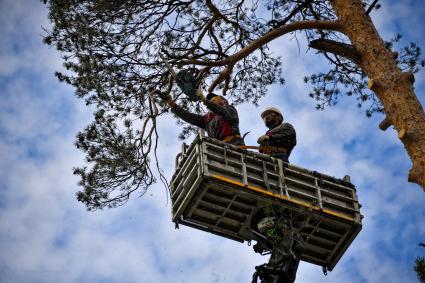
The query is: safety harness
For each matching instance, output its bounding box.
[259,146,288,154]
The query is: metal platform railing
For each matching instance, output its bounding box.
[170,132,362,270]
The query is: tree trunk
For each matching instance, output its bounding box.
[331,0,425,190]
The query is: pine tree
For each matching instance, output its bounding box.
[43,0,424,209]
[415,256,425,283]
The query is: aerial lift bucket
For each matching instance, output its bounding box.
[170,131,362,271]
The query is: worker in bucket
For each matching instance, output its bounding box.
[257,107,296,163]
[159,91,245,146]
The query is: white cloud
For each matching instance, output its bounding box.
[0,0,63,77]
[0,1,424,283]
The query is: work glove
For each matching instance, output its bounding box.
[257,135,270,144]
[196,88,206,102]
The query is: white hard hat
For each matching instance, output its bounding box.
[261,107,283,120]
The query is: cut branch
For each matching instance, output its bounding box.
[379,116,392,131]
[309,38,361,63]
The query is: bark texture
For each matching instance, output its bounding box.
[331,0,425,189]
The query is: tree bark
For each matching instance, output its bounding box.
[331,0,425,190]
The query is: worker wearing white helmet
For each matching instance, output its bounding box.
[257,107,296,163]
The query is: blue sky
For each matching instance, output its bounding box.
[0,1,424,283]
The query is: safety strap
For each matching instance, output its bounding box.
[260,146,288,154]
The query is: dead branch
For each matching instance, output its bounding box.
[309,38,361,63]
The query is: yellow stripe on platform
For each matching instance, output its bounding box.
[210,174,355,222]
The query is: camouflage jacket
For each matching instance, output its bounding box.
[171,100,244,145]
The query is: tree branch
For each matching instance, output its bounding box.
[366,0,380,15]
[179,20,343,67]
[309,38,362,63]
[208,63,234,93]
[268,0,312,29]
